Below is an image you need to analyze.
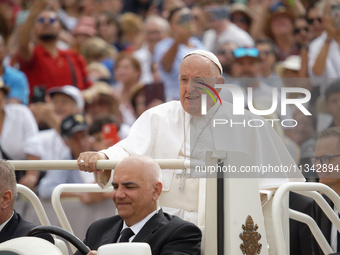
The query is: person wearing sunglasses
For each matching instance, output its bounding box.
[231,47,275,97]
[292,16,313,78]
[308,0,340,94]
[255,38,282,87]
[17,0,92,101]
[231,46,294,125]
[313,126,340,254]
[294,16,310,50]
[306,4,324,40]
[229,3,253,34]
[214,41,237,79]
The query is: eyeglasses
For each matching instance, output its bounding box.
[307,17,322,24]
[311,154,340,165]
[37,17,57,24]
[233,47,259,58]
[294,27,309,34]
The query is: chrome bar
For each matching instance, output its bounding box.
[8,159,191,170]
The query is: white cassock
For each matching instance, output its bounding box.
[97,101,304,226]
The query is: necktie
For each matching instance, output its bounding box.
[119,228,134,242]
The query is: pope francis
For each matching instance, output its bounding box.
[77,50,305,253]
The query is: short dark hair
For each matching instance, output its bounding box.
[167,7,184,23]
[325,79,340,101]
[255,38,279,60]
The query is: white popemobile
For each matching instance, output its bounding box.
[0,159,339,255]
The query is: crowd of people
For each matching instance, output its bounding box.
[0,0,340,253]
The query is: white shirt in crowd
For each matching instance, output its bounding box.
[308,31,340,94]
[203,23,254,52]
[0,104,43,160]
[96,101,304,225]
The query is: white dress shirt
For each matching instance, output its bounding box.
[117,209,159,242]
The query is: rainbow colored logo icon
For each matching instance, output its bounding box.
[196,81,222,106]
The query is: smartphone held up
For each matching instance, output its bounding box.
[102,123,120,146]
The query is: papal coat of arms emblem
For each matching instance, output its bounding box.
[240,215,262,255]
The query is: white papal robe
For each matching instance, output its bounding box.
[96,101,304,225]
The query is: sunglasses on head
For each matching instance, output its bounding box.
[307,17,321,24]
[233,47,259,58]
[37,17,57,24]
[294,27,308,34]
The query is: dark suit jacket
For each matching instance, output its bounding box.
[0,210,54,244]
[289,192,314,255]
[74,209,202,255]
[313,195,338,255]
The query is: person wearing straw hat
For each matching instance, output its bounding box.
[229,3,253,33]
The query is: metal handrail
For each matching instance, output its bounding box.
[51,184,113,235]
[51,184,113,254]
[8,159,191,170]
[289,209,332,254]
[17,184,51,226]
[272,182,340,255]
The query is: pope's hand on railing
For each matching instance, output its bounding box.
[77,152,109,173]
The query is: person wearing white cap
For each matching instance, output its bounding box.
[276,55,312,98]
[30,85,84,132]
[276,55,302,79]
[77,49,304,253]
[34,85,86,192]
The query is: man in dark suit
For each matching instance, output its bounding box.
[0,161,53,243]
[75,155,202,255]
[313,127,340,254]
